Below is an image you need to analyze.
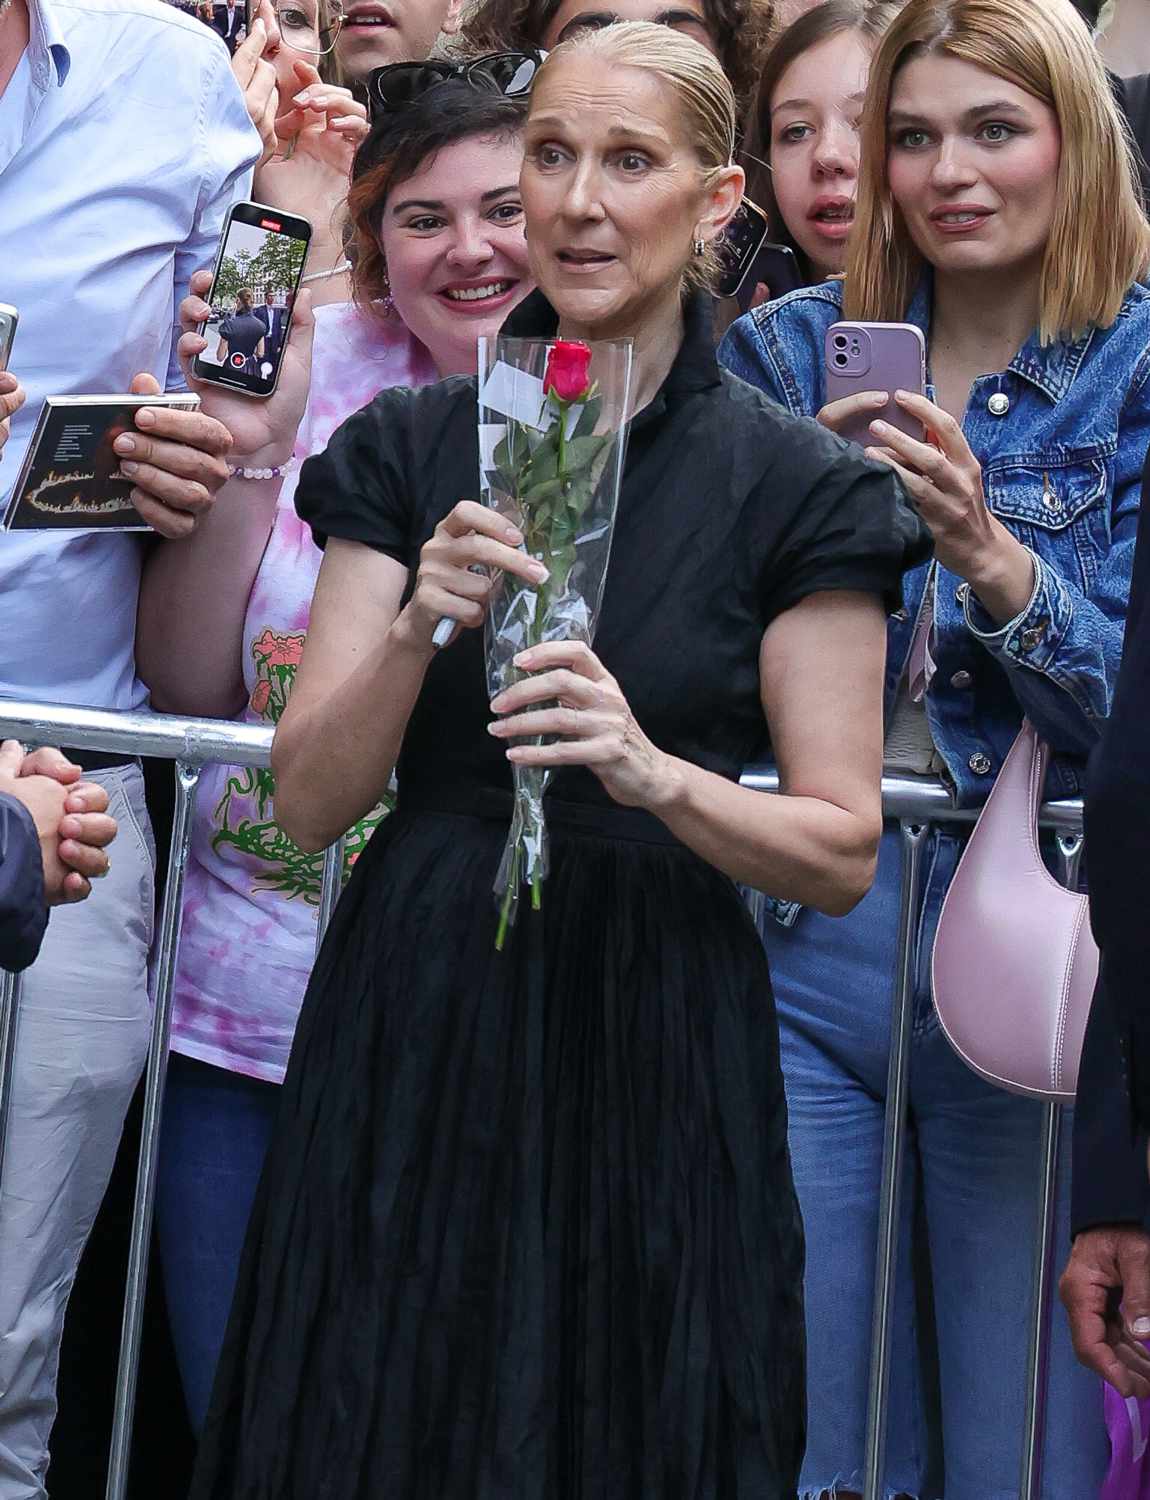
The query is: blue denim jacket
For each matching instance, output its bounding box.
[720,278,1150,807]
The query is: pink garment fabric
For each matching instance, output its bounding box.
[170,301,438,1082]
[1104,1381,1150,1499]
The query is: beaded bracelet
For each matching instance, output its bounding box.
[228,462,291,481]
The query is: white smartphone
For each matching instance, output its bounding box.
[0,304,18,373]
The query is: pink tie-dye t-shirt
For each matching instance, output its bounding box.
[171,302,438,1083]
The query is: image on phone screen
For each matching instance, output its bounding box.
[194,203,311,399]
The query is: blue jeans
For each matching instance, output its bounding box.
[760,824,1108,1499]
[155,1053,280,1433]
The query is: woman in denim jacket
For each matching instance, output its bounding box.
[720,0,1150,1494]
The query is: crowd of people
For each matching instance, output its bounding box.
[3,0,1150,1495]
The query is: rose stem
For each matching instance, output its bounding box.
[496,842,519,952]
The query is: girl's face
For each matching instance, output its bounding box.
[378,133,533,376]
[540,0,718,59]
[767,27,872,278]
[885,53,1061,281]
[263,0,328,99]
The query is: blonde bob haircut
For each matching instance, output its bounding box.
[845,0,1150,343]
[530,21,741,291]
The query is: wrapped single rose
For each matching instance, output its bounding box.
[476,333,634,949]
[542,340,594,403]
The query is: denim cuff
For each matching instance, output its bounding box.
[962,549,1071,670]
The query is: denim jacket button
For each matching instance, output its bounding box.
[955,582,970,606]
[987,392,1010,416]
[968,751,993,776]
[950,670,973,689]
[1021,625,1044,652]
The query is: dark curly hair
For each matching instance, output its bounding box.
[347,83,528,323]
[458,0,776,114]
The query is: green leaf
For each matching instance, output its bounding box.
[571,395,602,438]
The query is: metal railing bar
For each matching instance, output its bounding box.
[105,762,202,1500]
[0,701,274,769]
[862,818,929,1500]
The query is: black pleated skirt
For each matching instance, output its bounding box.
[189,797,806,1500]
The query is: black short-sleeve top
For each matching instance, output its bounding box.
[296,291,930,813]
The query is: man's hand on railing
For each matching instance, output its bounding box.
[1060,1224,1150,1398]
[0,742,118,905]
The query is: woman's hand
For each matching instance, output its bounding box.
[865,390,1036,622]
[0,372,25,463]
[175,269,316,465]
[231,6,281,163]
[392,501,547,654]
[815,388,889,436]
[255,61,370,216]
[488,639,670,810]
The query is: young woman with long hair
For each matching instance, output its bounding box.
[722,0,1150,1491]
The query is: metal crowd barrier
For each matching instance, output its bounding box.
[0,702,1083,1500]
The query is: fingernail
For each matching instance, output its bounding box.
[514,651,533,667]
[530,563,549,583]
[870,421,888,436]
[895,388,912,399]
[490,693,506,711]
[136,408,156,428]
[487,720,504,735]
[293,89,312,103]
[114,434,136,454]
[505,526,523,544]
[1132,1317,1150,1337]
[119,460,138,476]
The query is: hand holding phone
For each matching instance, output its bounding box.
[192,202,311,400]
[821,321,927,447]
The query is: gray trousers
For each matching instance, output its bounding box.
[0,764,154,1500]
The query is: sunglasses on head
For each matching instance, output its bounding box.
[366,50,545,120]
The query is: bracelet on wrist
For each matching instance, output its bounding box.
[228,461,293,481]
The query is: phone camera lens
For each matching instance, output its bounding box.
[833,334,848,350]
[834,352,848,367]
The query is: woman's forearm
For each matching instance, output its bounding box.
[136,474,284,717]
[272,619,432,853]
[651,755,881,916]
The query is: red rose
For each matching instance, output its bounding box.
[543,340,592,403]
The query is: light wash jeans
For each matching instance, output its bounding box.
[760,822,1109,1500]
[0,764,154,1500]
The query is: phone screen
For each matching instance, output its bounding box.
[714,201,769,302]
[193,203,311,399]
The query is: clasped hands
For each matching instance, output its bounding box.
[397,500,670,810]
[0,741,117,905]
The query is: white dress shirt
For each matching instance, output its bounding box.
[0,0,259,710]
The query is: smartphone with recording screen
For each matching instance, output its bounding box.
[192,202,311,400]
[824,321,926,447]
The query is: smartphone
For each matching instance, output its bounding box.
[734,242,803,315]
[192,202,312,399]
[824,321,927,447]
[0,304,17,373]
[714,200,769,302]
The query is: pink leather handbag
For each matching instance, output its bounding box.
[931,721,1098,1103]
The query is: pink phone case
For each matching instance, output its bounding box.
[824,321,927,448]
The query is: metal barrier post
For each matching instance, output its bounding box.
[0,969,22,1189]
[105,761,201,1500]
[1017,827,1082,1497]
[1019,1100,1060,1499]
[316,836,346,952]
[863,817,929,1500]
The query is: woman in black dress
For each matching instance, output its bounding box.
[190,23,927,1499]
